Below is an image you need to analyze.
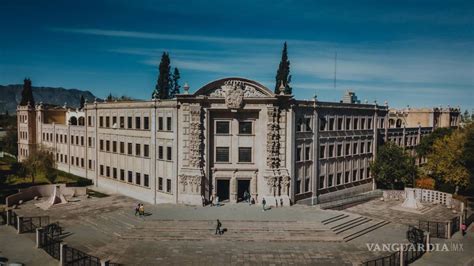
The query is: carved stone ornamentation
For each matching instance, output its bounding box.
[224,83,244,109]
[179,174,202,194]
[188,105,203,168]
[209,79,267,109]
[266,107,281,168]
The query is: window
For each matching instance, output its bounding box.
[120,116,125,128]
[345,143,351,156]
[216,121,230,134]
[239,121,252,134]
[329,145,334,157]
[144,174,149,187]
[167,117,172,131]
[296,147,302,161]
[76,136,79,145]
[158,146,163,159]
[120,169,125,181]
[113,168,117,179]
[367,141,372,153]
[64,156,67,163]
[88,116,92,126]
[112,116,117,127]
[100,140,104,151]
[354,118,359,130]
[64,134,67,143]
[158,177,163,190]
[106,140,110,152]
[99,116,103,127]
[136,144,141,156]
[158,117,163,130]
[120,142,125,153]
[360,142,364,154]
[305,178,310,192]
[305,147,311,161]
[238,147,252,163]
[337,144,342,157]
[128,143,132,155]
[127,117,132,129]
[296,119,303,132]
[346,118,351,130]
[319,146,326,159]
[360,169,365,179]
[319,175,325,189]
[353,170,358,180]
[216,147,230,162]
[144,145,149,157]
[144,117,149,130]
[105,116,110,128]
[167,147,172,160]
[337,173,342,185]
[100,165,104,176]
[361,118,366,129]
[136,173,141,185]
[88,159,92,169]
[328,174,334,187]
[106,166,110,177]
[319,118,326,131]
[135,117,141,129]
[368,118,372,129]
[71,135,74,145]
[113,141,117,153]
[81,158,84,168]
[337,118,343,130]
[329,118,335,131]
[166,179,171,193]
[128,171,133,183]
[345,171,350,183]
[88,137,92,147]
[353,143,358,155]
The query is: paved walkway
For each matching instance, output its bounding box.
[7,195,471,265]
[0,226,57,266]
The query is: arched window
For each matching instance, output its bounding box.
[69,116,78,125]
[396,119,402,128]
[78,116,85,126]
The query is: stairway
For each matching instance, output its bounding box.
[322,213,390,242]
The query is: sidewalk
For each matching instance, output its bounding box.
[0,226,57,266]
[412,224,474,266]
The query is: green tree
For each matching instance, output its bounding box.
[19,78,35,106]
[106,93,113,101]
[274,42,292,95]
[152,52,172,99]
[22,149,56,184]
[415,127,453,158]
[425,128,470,193]
[169,67,181,98]
[79,95,85,109]
[370,142,417,189]
[1,127,18,156]
[460,123,474,190]
[461,110,471,123]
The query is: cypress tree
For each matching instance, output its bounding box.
[169,67,181,98]
[20,78,35,106]
[80,95,85,109]
[152,52,172,99]
[274,42,292,95]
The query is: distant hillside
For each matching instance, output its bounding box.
[0,84,98,114]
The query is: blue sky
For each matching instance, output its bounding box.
[1,0,473,110]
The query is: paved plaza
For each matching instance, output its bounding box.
[1,194,472,265]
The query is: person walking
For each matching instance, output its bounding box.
[280,198,284,207]
[461,222,467,236]
[262,197,266,211]
[215,219,222,235]
[201,195,206,207]
[275,198,278,208]
[216,196,220,207]
[134,203,141,216]
[139,204,145,217]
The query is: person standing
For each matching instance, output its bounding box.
[275,198,278,208]
[139,204,145,217]
[280,198,284,207]
[201,195,206,207]
[461,222,467,236]
[216,196,220,207]
[134,203,140,216]
[210,194,214,207]
[215,219,222,235]
[262,197,266,211]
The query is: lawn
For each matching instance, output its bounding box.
[0,157,93,204]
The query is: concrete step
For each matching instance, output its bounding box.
[343,220,391,242]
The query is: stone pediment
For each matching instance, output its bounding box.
[194,77,274,99]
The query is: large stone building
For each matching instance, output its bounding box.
[17,77,460,206]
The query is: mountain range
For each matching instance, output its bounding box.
[0,84,98,114]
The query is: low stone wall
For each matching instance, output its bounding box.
[318,181,373,204]
[382,188,463,211]
[6,184,87,207]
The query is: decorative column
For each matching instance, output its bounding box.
[230,173,237,203]
[251,171,258,200]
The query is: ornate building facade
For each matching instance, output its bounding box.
[17,77,460,206]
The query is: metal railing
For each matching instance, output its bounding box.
[64,245,101,266]
[20,216,50,233]
[418,220,448,239]
[39,223,63,260]
[362,251,400,266]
